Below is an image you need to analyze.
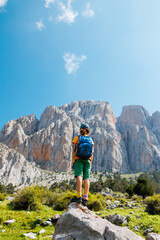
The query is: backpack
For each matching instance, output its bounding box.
[75,135,93,159]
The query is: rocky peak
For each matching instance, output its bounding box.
[0,114,39,137]
[60,100,116,128]
[38,105,68,130]
[118,105,152,128]
[152,111,160,129]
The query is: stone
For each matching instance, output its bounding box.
[134,225,139,231]
[39,229,46,234]
[52,203,144,240]
[6,197,15,201]
[146,233,160,240]
[51,214,60,223]
[42,220,52,226]
[143,228,154,235]
[4,219,15,225]
[108,214,127,226]
[23,232,37,239]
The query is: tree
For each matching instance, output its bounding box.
[134,179,153,199]
[0,183,6,193]
[6,183,15,194]
[126,184,134,197]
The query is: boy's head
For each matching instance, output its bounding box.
[80,123,90,136]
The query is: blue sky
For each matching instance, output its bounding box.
[1,0,160,130]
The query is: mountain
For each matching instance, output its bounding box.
[1,100,160,181]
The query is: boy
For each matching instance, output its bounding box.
[70,123,94,206]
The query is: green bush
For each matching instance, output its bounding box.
[6,183,15,194]
[131,194,143,202]
[54,191,75,210]
[134,179,153,199]
[0,193,5,201]
[9,186,42,211]
[0,183,6,193]
[145,194,160,215]
[117,197,126,204]
[87,193,106,211]
[126,184,134,197]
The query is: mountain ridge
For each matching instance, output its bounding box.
[1,100,160,185]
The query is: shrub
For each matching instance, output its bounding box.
[0,193,5,201]
[131,194,143,202]
[145,194,160,215]
[117,197,126,204]
[88,199,104,211]
[126,184,134,197]
[49,181,72,192]
[87,193,106,211]
[6,183,15,194]
[134,179,153,199]
[9,186,41,211]
[53,191,75,211]
[0,183,6,193]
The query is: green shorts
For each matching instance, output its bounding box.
[74,159,91,180]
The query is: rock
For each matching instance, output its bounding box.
[52,203,144,240]
[51,214,60,223]
[108,214,127,226]
[39,229,46,234]
[143,228,154,235]
[4,219,15,225]
[106,200,112,205]
[2,101,160,178]
[42,220,52,226]
[146,233,160,240]
[23,232,37,239]
[129,211,134,214]
[0,142,47,186]
[118,105,160,172]
[6,197,15,201]
[134,225,139,231]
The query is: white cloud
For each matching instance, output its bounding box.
[63,52,87,74]
[82,3,95,19]
[45,0,55,8]
[57,0,78,24]
[36,19,45,31]
[0,0,8,8]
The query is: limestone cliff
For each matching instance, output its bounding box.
[1,100,160,175]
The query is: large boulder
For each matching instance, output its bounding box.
[52,203,144,240]
[146,233,160,240]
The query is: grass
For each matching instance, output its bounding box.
[0,200,62,240]
[98,202,160,238]
[1,195,160,239]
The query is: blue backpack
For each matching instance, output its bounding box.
[75,135,93,159]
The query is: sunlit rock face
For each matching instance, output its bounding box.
[117,105,160,172]
[1,101,160,173]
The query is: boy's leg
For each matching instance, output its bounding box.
[76,176,82,198]
[82,160,91,206]
[84,179,90,196]
[70,160,83,203]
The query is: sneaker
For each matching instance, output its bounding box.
[70,196,82,204]
[82,198,88,206]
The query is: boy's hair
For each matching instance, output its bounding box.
[80,128,90,136]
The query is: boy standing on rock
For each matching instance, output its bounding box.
[70,123,94,206]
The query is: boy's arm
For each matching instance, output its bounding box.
[72,143,76,167]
